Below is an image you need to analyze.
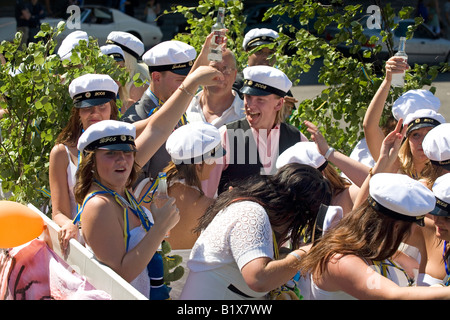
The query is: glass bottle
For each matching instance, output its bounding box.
[391,37,408,87]
[154,172,169,208]
[154,172,170,237]
[207,7,225,61]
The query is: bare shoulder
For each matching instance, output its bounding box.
[50,143,68,160]
[81,193,119,222]
[316,253,371,292]
[170,183,213,211]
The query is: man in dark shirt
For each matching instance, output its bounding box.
[202,65,307,198]
[121,40,197,183]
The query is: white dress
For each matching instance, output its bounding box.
[64,145,84,245]
[64,145,78,219]
[179,201,274,300]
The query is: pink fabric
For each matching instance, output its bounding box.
[202,122,307,198]
[0,239,110,300]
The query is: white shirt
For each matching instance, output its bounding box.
[181,201,274,300]
[185,90,245,128]
[187,201,274,272]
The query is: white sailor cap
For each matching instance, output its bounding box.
[57,30,89,61]
[100,44,125,62]
[165,122,225,164]
[430,173,450,217]
[368,173,436,226]
[142,40,197,76]
[322,205,343,233]
[77,120,137,154]
[276,142,327,171]
[392,89,441,121]
[313,204,343,240]
[106,31,144,60]
[403,109,446,136]
[69,74,119,108]
[423,123,450,170]
[241,65,292,97]
[243,28,279,51]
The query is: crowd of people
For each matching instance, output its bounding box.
[1,14,450,300]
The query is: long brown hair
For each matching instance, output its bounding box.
[55,100,119,147]
[194,163,332,249]
[298,202,413,278]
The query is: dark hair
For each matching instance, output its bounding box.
[194,163,332,249]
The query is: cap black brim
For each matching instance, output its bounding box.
[246,40,273,51]
[74,98,114,108]
[240,85,271,96]
[430,205,450,217]
[97,144,137,152]
[169,67,192,76]
[407,123,438,135]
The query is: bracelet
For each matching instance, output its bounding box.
[324,147,335,160]
[289,251,302,262]
[368,167,374,177]
[178,83,195,97]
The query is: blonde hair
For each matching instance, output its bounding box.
[323,164,351,196]
[398,136,435,186]
[274,96,285,124]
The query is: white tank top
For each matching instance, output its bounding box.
[64,145,78,219]
[417,273,444,286]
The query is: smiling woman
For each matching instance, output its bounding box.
[49,74,120,255]
[61,53,225,299]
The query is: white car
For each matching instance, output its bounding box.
[385,19,450,64]
[46,5,163,49]
[1,6,163,50]
[325,17,450,65]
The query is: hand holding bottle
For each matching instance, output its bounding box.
[390,37,408,87]
[385,56,409,85]
[208,7,226,61]
[151,173,179,238]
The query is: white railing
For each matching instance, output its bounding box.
[28,204,147,300]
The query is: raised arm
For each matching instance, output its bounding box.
[134,32,224,167]
[304,120,370,187]
[353,118,405,210]
[363,57,409,161]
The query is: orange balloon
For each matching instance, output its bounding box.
[0,200,44,248]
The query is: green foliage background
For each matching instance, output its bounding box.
[0,21,129,208]
[168,0,447,153]
[0,0,448,209]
